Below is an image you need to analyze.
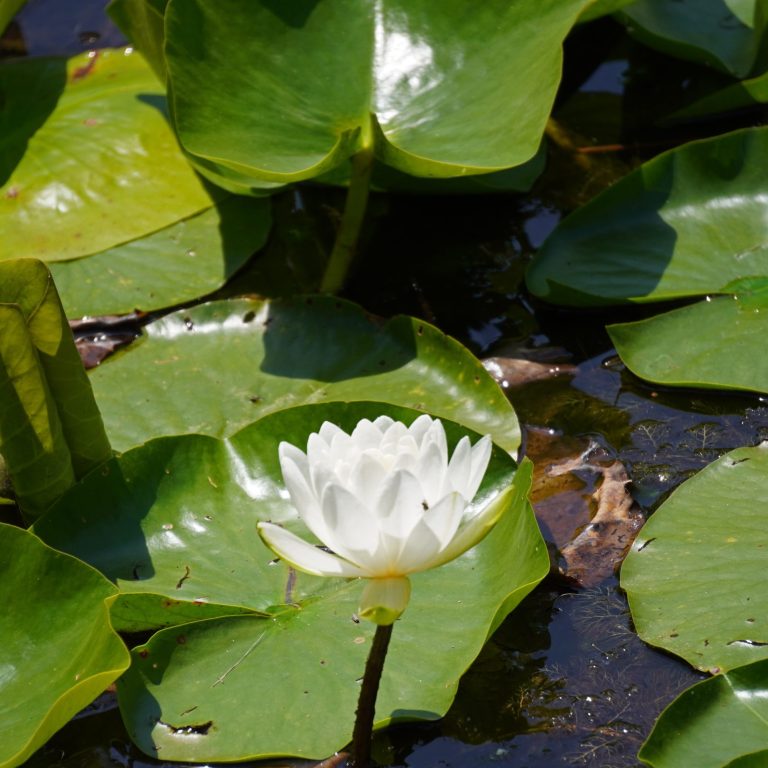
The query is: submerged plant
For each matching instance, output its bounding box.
[259,414,500,766]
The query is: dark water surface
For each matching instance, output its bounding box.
[7,3,767,767]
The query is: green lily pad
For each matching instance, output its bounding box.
[35,402,546,760]
[618,0,768,78]
[638,660,768,768]
[89,296,520,454]
[670,69,768,120]
[622,443,768,674]
[526,126,768,306]
[0,48,219,262]
[608,293,768,395]
[0,523,130,768]
[49,194,271,318]
[577,0,635,23]
[34,402,529,629]
[161,0,587,184]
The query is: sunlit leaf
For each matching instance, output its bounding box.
[161,0,587,184]
[90,297,521,454]
[622,443,768,674]
[608,293,768,395]
[0,48,219,262]
[0,259,111,520]
[35,404,546,759]
[0,524,129,768]
[639,660,768,768]
[527,126,768,306]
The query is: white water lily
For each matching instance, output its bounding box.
[258,414,501,625]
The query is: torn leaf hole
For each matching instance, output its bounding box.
[158,719,213,736]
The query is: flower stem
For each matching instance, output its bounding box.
[348,622,393,768]
[319,145,373,295]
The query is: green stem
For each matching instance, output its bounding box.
[319,146,373,295]
[348,622,393,768]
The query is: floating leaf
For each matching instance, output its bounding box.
[35,403,546,759]
[526,126,768,306]
[0,48,219,262]
[618,0,768,78]
[49,195,271,318]
[639,659,768,768]
[622,443,768,674]
[160,0,587,184]
[670,69,768,120]
[0,523,130,768]
[608,293,768,395]
[90,297,520,454]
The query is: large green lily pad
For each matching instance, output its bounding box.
[0,523,130,768]
[90,297,521,454]
[622,444,768,674]
[639,659,768,768]
[608,292,768,394]
[0,48,218,262]
[161,0,587,184]
[618,0,768,78]
[49,194,271,318]
[526,126,768,306]
[34,402,545,760]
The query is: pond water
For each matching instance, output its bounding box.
[6,3,767,767]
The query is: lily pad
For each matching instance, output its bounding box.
[34,402,546,760]
[90,296,521,454]
[638,659,768,768]
[622,443,768,674]
[670,69,768,120]
[0,0,25,35]
[618,0,768,78]
[49,194,271,318]
[0,523,130,768]
[34,403,529,629]
[526,126,768,306]
[608,293,768,395]
[0,47,219,262]
[162,0,588,183]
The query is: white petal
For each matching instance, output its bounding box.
[406,414,435,445]
[320,483,386,571]
[427,486,511,570]
[465,435,492,502]
[371,415,394,432]
[353,418,388,449]
[306,431,332,469]
[447,436,473,498]
[413,438,449,506]
[358,576,411,625]
[348,451,389,501]
[374,469,424,536]
[318,421,346,445]
[279,452,330,541]
[257,522,365,577]
[420,491,466,550]
[389,517,442,573]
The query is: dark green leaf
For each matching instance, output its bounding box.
[90,297,520,453]
[639,660,768,768]
[527,127,768,306]
[0,523,130,768]
[618,0,768,78]
[164,0,587,184]
[49,195,271,317]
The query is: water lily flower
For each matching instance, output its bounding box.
[258,414,500,625]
